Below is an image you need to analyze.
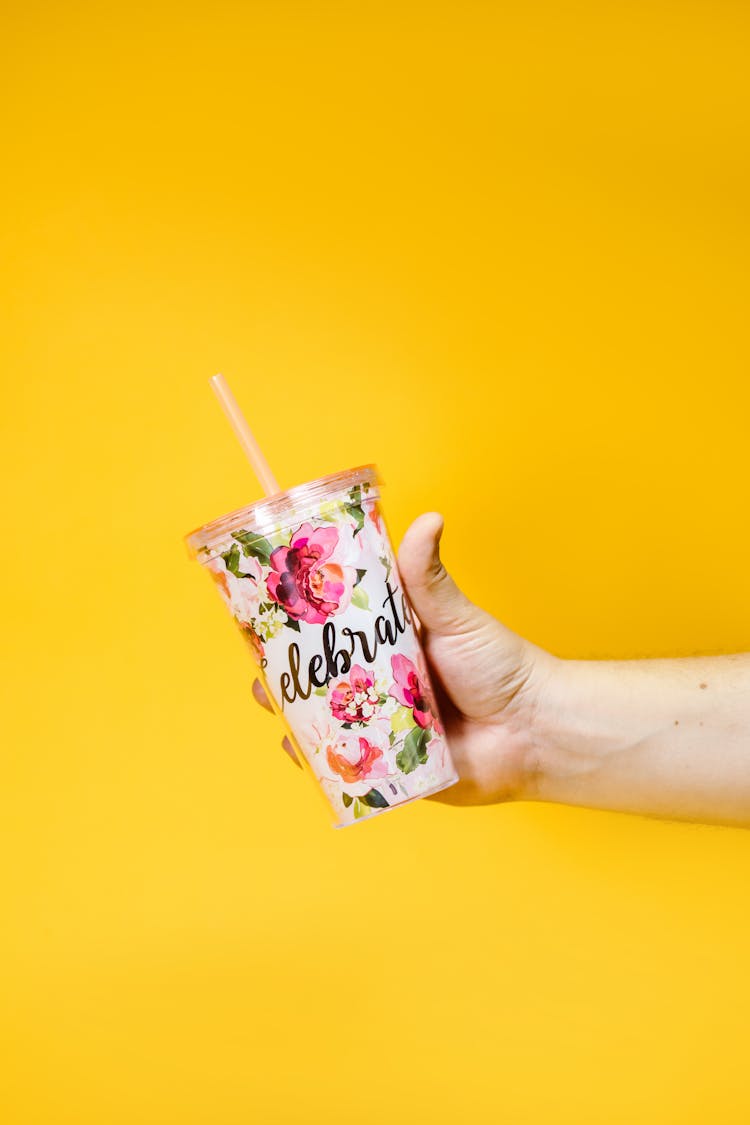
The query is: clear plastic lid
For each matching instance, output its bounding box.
[185,463,381,561]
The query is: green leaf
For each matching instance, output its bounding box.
[351,585,370,611]
[360,788,389,809]
[231,530,274,565]
[313,686,328,696]
[347,507,365,536]
[342,792,353,808]
[353,799,366,819]
[355,568,367,585]
[390,705,414,733]
[284,616,301,632]
[396,725,431,775]
[222,544,242,576]
[345,490,366,536]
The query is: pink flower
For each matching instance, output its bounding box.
[326,735,388,784]
[206,554,263,625]
[389,653,443,733]
[329,664,380,724]
[267,523,356,625]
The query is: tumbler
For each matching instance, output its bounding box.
[186,464,459,826]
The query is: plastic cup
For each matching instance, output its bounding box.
[185,465,459,826]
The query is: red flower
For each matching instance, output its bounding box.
[326,736,388,784]
[389,653,443,733]
[267,523,355,625]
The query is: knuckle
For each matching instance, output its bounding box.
[428,557,449,586]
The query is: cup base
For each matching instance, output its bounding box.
[332,773,460,829]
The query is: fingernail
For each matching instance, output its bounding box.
[282,736,302,768]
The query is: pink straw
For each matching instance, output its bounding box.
[209,373,281,497]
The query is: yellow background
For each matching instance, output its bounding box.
[3,3,750,1122]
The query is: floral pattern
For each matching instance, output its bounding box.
[328,665,383,724]
[206,547,285,659]
[198,481,458,825]
[390,653,443,734]
[207,552,263,623]
[267,523,356,624]
[326,734,388,784]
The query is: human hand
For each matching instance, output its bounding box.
[394,513,556,804]
[252,512,557,805]
[399,518,750,824]
[253,513,750,826]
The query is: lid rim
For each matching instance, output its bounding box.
[184,463,380,558]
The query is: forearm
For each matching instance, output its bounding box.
[528,653,750,827]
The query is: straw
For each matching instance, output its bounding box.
[209,373,281,497]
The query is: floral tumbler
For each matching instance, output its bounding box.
[186,465,459,826]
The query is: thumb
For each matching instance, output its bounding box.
[397,512,481,637]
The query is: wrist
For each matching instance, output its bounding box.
[513,647,571,803]
[519,654,644,806]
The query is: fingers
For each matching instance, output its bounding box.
[252,677,274,712]
[397,512,480,637]
[282,735,302,768]
[253,678,301,767]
